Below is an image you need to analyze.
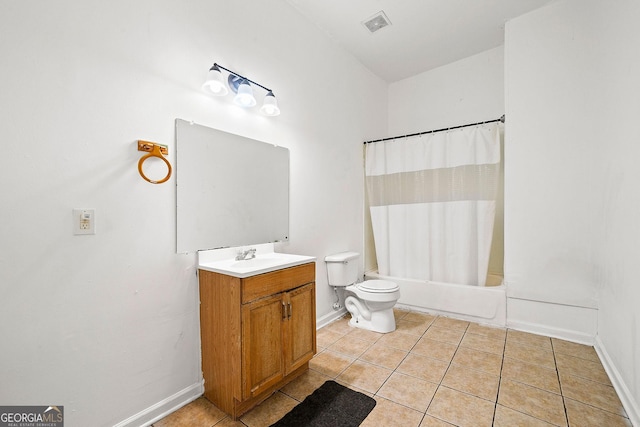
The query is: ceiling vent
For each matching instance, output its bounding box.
[362,11,392,34]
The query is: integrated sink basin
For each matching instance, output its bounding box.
[229,258,282,269]
[198,251,315,278]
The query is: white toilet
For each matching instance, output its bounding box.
[325,252,400,333]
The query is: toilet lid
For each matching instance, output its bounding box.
[358,280,399,293]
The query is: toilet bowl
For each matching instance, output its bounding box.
[344,280,400,333]
[325,252,401,333]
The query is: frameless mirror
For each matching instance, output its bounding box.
[175,119,289,253]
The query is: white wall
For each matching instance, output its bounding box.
[0,1,386,426]
[505,0,599,311]
[504,0,600,343]
[505,0,640,422]
[586,1,640,422]
[388,46,505,135]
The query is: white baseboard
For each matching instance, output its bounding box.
[507,319,595,345]
[316,308,347,329]
[507,297,597,344]
[113,381,203,427]
[595,336,640,427]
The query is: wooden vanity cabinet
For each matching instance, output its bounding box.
[199,262,316,419]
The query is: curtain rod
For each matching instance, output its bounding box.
[363,115,505,144]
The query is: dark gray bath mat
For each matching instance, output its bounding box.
[270,380,376,427]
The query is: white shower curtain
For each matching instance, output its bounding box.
[365,123,501,286]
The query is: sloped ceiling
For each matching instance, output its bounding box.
[286,0,554,82]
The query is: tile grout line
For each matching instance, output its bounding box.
[368,313,431,404]
[415,317,441,423]
[551,338,571,427]
[160,310,628,427]
[380,314,453,425]
[491,334,507,427]
[321,315,583,427]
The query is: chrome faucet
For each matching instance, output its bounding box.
[235,248,257,261]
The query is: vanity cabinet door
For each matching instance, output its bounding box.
[241,293,285,399]
[283,283,316,375]
[199,262,316,419]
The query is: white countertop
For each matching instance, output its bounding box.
[198,243,315,278]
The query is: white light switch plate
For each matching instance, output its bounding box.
[73,208,95,235]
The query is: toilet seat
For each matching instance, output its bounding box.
[357,280,399,293]
[346,280,400,303]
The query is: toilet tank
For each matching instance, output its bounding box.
[324,252,360,287]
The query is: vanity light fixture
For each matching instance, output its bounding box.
[232,78,257,107]
[202,64,228,96]
[202,63,280,116]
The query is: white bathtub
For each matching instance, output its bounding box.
[364,271,507,327]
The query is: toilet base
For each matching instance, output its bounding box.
[348,307,396,334]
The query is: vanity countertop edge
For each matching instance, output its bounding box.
[198,246,316,279]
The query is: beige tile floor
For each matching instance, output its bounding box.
[153,309,632,427]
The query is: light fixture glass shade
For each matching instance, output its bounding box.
[233,79,256,107]
[260,91,280,116]
[202,65,228,96]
